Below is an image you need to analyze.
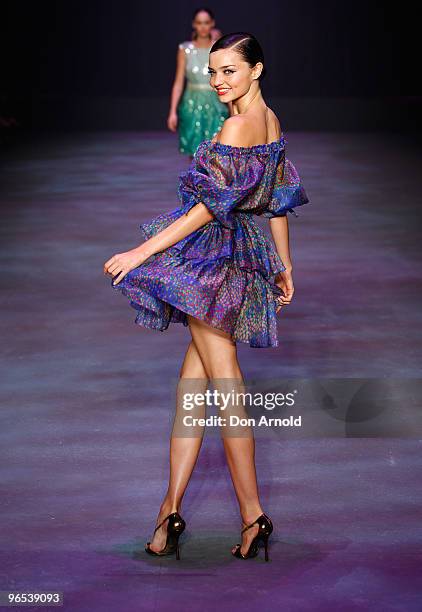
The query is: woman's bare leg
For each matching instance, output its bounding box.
[186,315,265,556]
[147,339,209,552]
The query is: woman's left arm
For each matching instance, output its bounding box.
[104,202,213,285]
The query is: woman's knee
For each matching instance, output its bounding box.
[179,340,209,379]
[187,316,242,379]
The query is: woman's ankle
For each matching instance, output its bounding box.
[240,506,264,525]
[159,500,180,516]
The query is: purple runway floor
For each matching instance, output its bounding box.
[1,131,422,611]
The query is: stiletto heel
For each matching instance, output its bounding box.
[145,511,186,559]
[263,534,269,561]
[232,513,273,561]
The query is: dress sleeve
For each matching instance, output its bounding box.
[262,152,309,219]
[177,143,266,229]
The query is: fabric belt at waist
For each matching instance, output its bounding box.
[186,83,212,91]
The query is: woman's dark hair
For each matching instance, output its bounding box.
[210,32,267,82]
[192,6,214,19]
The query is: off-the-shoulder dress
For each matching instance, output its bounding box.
[111,136,309,347]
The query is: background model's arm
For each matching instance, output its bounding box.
[269,215,292,272]
[167,47,186,130]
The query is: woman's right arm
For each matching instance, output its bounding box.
[104,202,214,286]
[167,47,186,131]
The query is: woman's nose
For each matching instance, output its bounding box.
[213,76,225,87]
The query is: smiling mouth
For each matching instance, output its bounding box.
[216,88,231,94]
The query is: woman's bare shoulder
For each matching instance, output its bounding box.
[217,116,252,147]
[178,41,192,51]
[217,109,282,146]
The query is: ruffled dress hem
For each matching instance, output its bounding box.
[111,219,286,348]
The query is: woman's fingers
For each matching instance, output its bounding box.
[106,259,128,285]
[104,255,123,276]
[282,293,294,303]
[276,288,294,309]
[281,285,294,300]
[108,261,123,275]
[104,254,118,275]
[112,269,127,285]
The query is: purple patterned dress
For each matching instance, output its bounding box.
[111,135,309,348]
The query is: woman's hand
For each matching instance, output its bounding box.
[167,112,178,132]
[275,269,294,313]
[103,246,151,286]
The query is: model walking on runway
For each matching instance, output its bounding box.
[104,32,309,561]
[167,8,229,157]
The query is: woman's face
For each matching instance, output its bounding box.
[192,11,214,37]
[208,48,262,103]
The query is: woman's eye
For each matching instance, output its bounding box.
[207,70,234,75]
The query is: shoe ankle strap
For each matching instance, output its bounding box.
[153,512,179,533]
[241,514,264,534]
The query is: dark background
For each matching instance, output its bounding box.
[2,0,421,131]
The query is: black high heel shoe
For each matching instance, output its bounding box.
[145,511,186,560]
[232,513,273,561]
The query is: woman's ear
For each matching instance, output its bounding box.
[252,62,264,80]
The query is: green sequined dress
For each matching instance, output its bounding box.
[177,41,229,156]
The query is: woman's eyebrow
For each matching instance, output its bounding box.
[208,64,237,70]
